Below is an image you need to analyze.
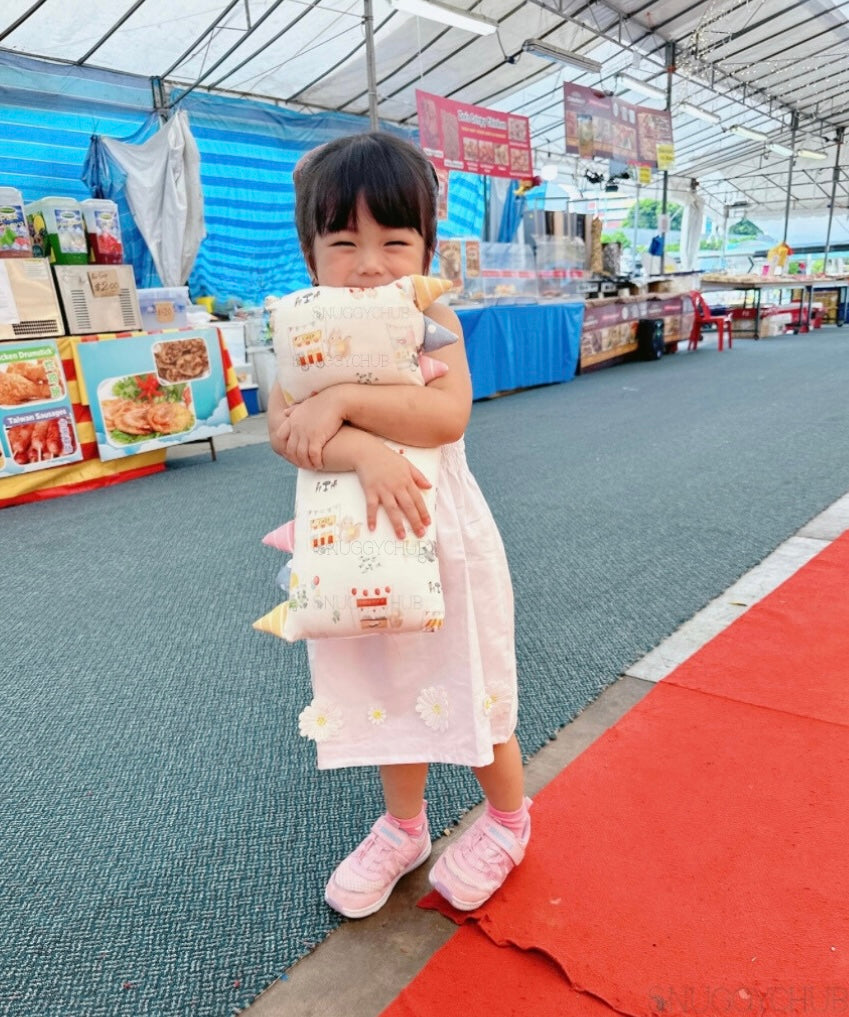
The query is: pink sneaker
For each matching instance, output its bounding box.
[428,800,531,911]
[324,814,431,919]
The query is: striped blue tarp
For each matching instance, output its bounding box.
[0,52,485,304]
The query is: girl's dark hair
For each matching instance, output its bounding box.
[294,132,439,274]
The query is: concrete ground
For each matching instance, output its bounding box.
[169,410,849,1017]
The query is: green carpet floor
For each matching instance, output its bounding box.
[2,327,849,1015]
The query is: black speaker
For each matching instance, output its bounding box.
[637,318,665,360]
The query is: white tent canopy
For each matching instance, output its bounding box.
[2,0,848,222]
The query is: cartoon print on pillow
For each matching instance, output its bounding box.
[254,276,456,643]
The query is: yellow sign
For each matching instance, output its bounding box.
[656,144,675,171]
[637,165,653,185]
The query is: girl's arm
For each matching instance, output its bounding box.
[277,302,472,469]
[267,382,432,539]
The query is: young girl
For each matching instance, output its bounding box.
[267,131,530,919]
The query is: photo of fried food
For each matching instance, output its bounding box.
[0,358,62,406]
[441,111,461,160]
[509,147,531,174]
[101,398,193,436]
[508,117,528,142]
[463,137,479,161]
[6,411,77,465]
[478,140,495,164]
[98,372,196,447]
[153,337,210,383]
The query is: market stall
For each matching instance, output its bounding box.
[0,326,247,509]
[700,273,849,338]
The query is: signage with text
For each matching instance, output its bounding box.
[417,90,533,179]
[563,83,674,170]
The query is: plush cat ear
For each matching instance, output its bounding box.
[408,274,454,310]
[263,520,296,552]
[421,318,459,352]
[419,355,450,382]
[253,602,289,638]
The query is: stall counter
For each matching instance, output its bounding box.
[0,329,247,509]
[455,301,584,400]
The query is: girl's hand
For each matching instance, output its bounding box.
[353,442,432,539]
[275,389,345,469]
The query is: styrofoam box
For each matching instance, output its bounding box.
[137,286,189,331]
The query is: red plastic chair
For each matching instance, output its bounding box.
[688,291,733,351]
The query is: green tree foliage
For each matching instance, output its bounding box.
[600,229,631,248]
[622,198,684,231]
[728,217,761,237]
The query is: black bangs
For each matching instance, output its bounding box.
[302,133,439,252]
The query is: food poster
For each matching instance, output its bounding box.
[563,83,674,170]
[0,339,82,476]
[74,327,233,462]
[416,89,532,179]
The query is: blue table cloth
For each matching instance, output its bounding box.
[456,302,584,400]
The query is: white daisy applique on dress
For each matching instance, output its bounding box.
[415,686,451,732]
[298,700,343,743]
[366,704,388,726]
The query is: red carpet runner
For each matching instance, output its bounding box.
[382,531,849,1017]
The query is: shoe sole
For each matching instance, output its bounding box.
[427,872,489,912]
[324,841,432,919]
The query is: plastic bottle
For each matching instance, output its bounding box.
[0,186,33,257]
[80,198,124,264]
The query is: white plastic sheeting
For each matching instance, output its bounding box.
[101,111,206,286]
[679,190,705,272]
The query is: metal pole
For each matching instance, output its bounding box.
[660,42,674,272]
[633,180,640,274]
[822,126,844,270]
[782,112,798,245]
[363,0,379,130]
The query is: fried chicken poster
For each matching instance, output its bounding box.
[75,327,233,461]
[0,341,82,476]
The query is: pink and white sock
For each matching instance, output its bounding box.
[486,798,531,842]
[390,804,427,838]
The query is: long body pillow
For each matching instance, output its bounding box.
[254,276,455,643]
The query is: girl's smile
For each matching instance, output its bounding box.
[311,197,427,289]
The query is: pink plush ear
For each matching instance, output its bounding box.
[420,355,449,383]
[263,519,295,552]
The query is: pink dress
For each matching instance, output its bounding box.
[300,438,518,769]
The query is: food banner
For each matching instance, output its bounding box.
[416,89,532,179]
[563,83,674,170]
[0,339,83,476]
[75,327,233,462]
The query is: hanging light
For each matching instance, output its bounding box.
[796,148,827,160]
[521,39,602,74]
[680,102,720,126]
[729,124,769,142]
[388,0,498,36]
[618,74,665,102]
[768,143,795,157]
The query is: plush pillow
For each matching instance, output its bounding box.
[253,442,444,641]
[254,275,455,643]
[266,275,455,405]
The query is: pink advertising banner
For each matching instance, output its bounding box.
[416,89,533,179]
[563,83,674,170]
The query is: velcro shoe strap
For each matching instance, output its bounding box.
[480,817,526,865]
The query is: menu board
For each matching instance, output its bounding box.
[75,327,233,462]
[563,83,674,170]
[417,90,533,179]
[0,339,83,477]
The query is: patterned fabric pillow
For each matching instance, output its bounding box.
[266,275,455,405]
[254,276,455,643]
[253,443,444,641]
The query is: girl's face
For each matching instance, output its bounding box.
[311,197,428,289]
